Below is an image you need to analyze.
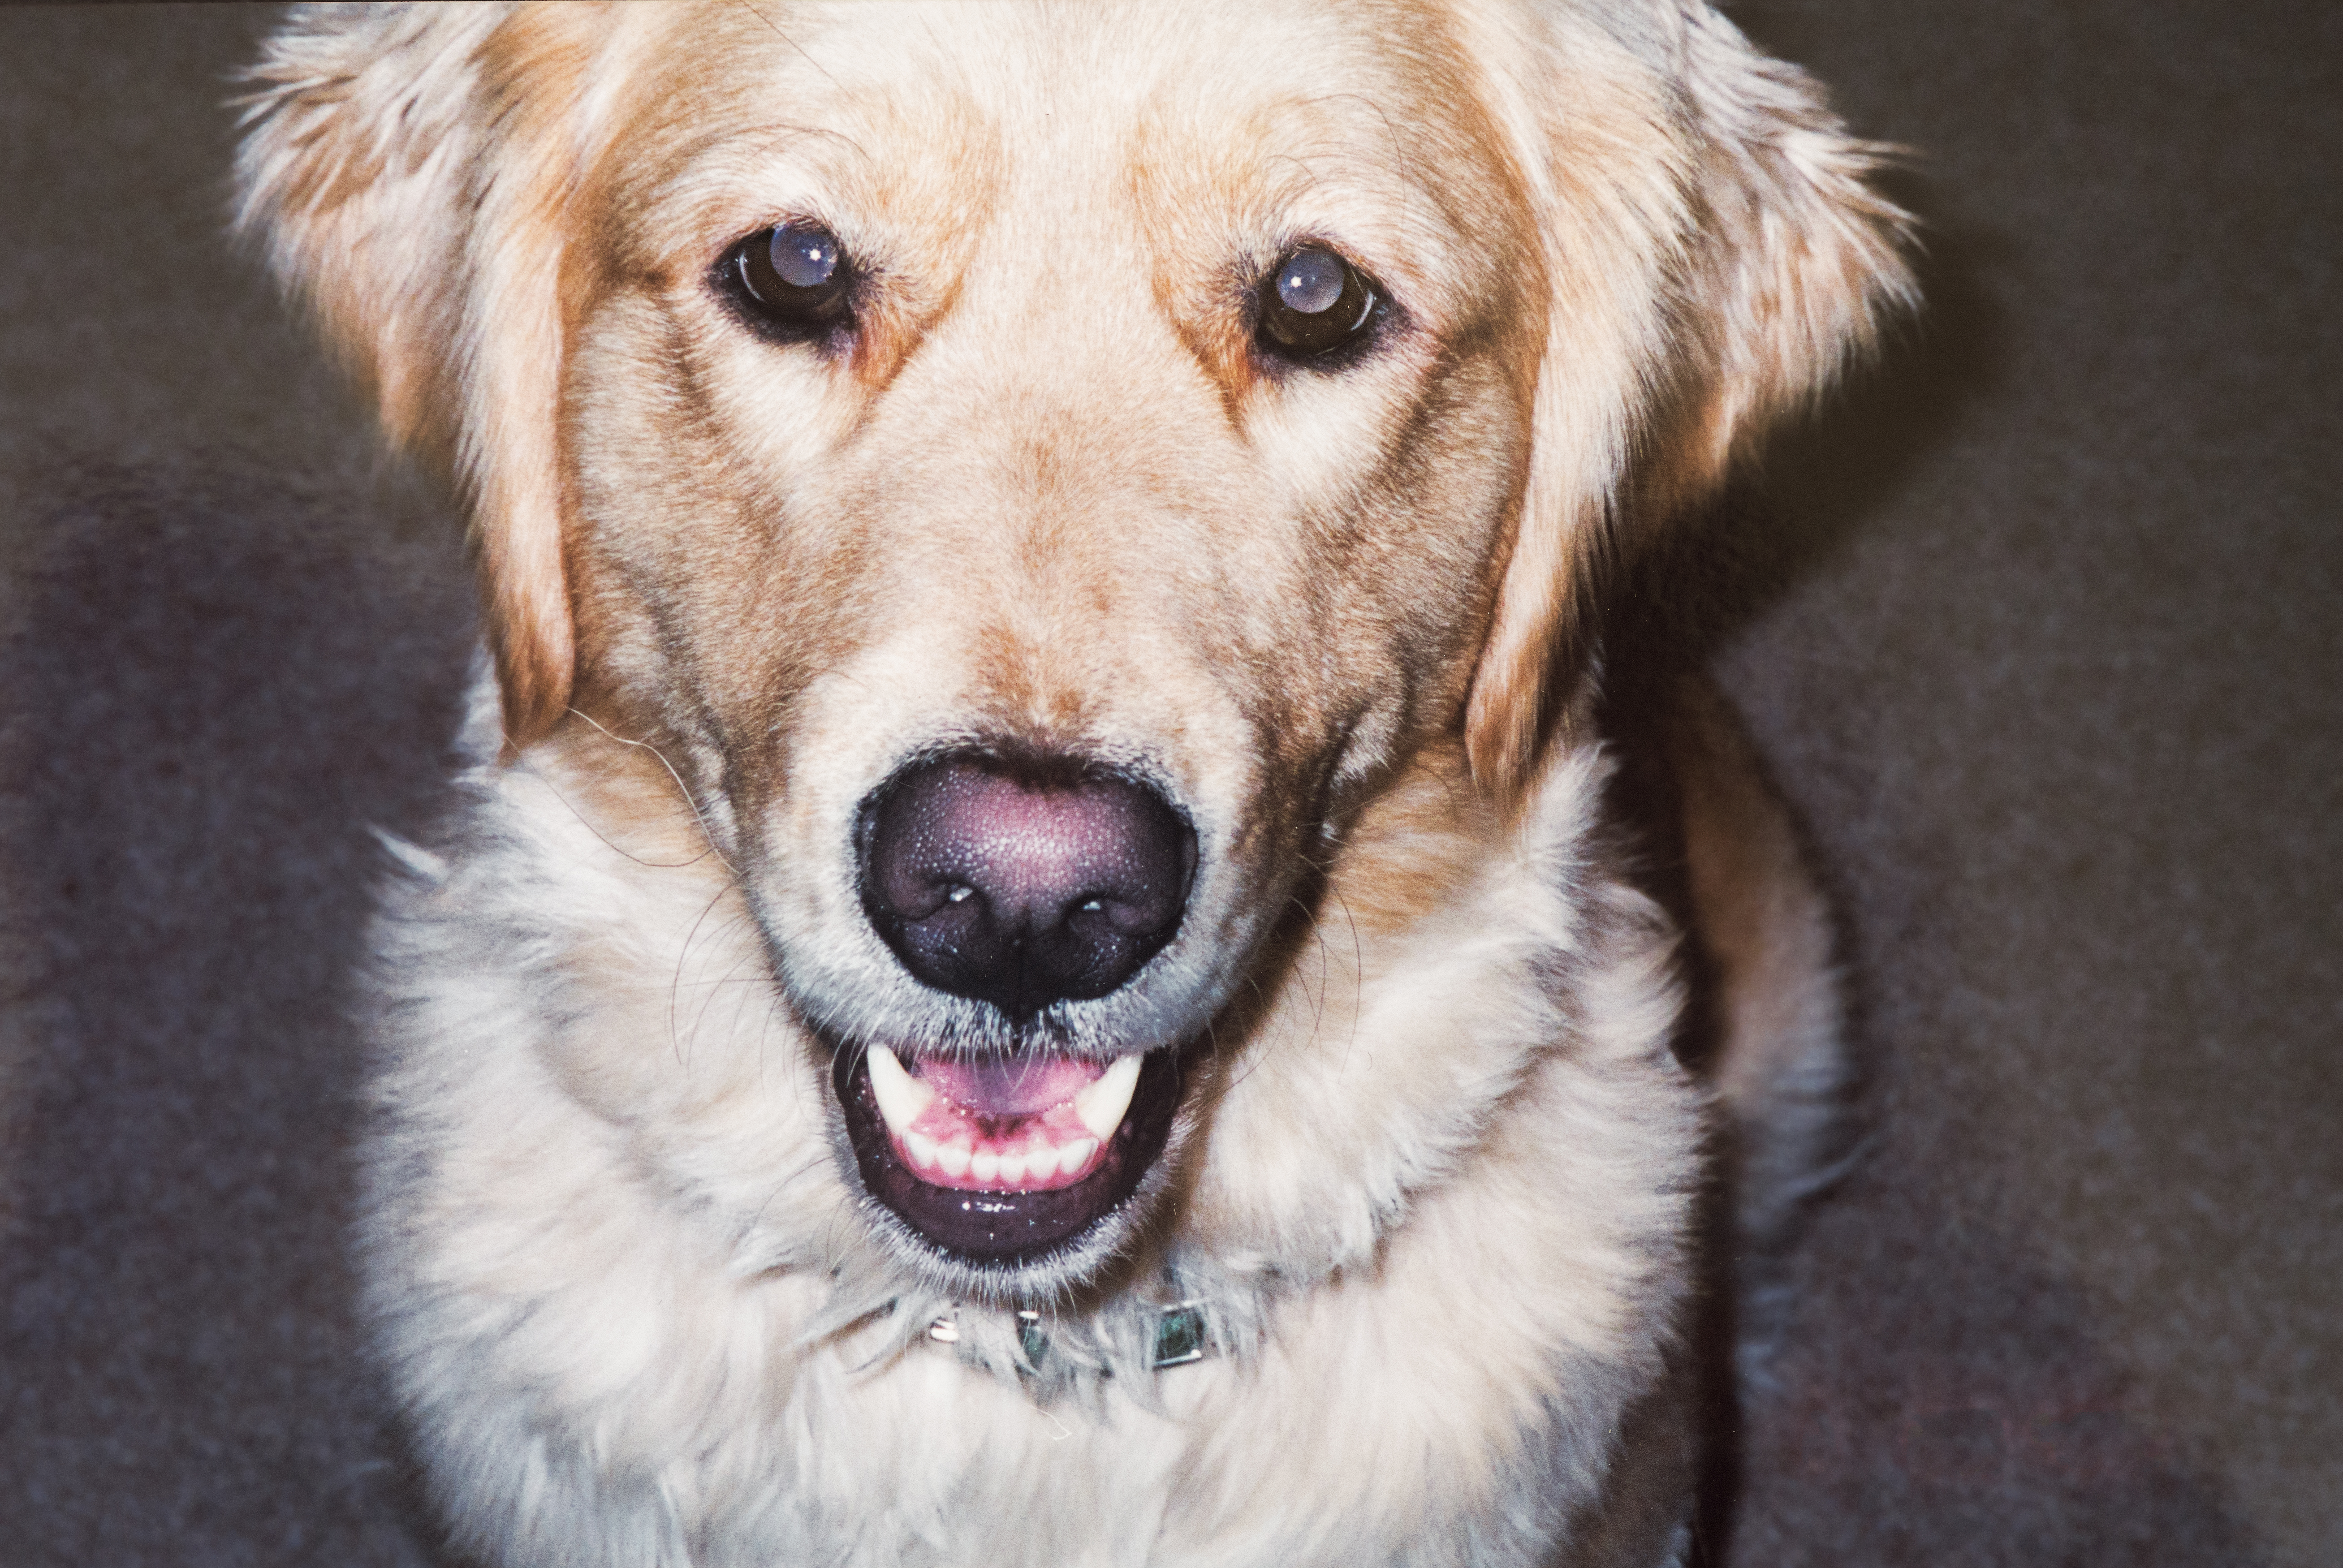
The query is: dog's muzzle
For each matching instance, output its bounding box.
[839,750,1196,1266]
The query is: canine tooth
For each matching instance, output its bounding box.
[866,1047,933,1133]
[1073,1055,1142,1140]
[999,1151,1028,1186]
[906,1131,938,1169]
[1060,1136,1098,1176]
[971,1149,1001,1183]
[937,1142,971,1178]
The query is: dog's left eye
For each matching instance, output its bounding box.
[1256,246,1379,361]
[720,222,855,336]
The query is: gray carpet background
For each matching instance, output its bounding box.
[1,4,2335,1564]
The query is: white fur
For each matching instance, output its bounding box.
[358,677,1699,1567]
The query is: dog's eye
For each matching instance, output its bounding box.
[722,222,854,334]
[1256,246,1377,361]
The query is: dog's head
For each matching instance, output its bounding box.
[242,1,1906,1302]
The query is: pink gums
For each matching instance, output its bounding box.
[893,1055,1110,1193]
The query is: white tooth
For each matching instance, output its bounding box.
[1073,1055,1142,1140]
[971,1149,1001,1183]
[998,1151,1028,1186]
[937,1142,971,1178]
[1026,1144,1061,1182]
[1060,1137,1098,1176]
[866,1047,934,1133]
[906,1131,938,1169]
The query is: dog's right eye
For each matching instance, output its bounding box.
[720,223,855,336]
[1255,246,1379,362]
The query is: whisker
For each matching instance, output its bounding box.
[672,879,743,1064]
[508,748,720,872]
[1287,892,1329,1044]
[1221,966,1281,1092]
[733,0,847,99]
[686,916,771,1050]
[1329,884,1364,1074]
[565,706,741,875]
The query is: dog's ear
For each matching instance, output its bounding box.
[1461,2,1914,802]
[237,4,622,747]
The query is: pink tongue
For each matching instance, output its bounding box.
[911,1055,1103,1117]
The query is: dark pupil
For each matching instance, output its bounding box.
[1276,250,1347,316]
[771,226,839,289]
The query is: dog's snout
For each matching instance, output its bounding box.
[859,755,1195,1017]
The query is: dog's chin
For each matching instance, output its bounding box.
[831,1042,1185,1301]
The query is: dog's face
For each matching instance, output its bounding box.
[243,0,1904,1301]
[565,3,1544,1286]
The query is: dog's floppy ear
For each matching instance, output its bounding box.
[236,4,621,747]
[1461,2,1914,801]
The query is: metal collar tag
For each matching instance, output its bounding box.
[923,1300,1214,1371]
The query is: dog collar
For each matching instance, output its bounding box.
[925,1300,1214,1370]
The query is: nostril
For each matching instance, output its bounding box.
[857,751,1195,1017]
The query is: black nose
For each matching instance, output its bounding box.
[859,754,1195,1018]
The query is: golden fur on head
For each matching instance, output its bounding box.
[238,0,1907,788]
[237,4,1906,1564]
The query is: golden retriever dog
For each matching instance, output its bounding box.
[237,3,1907,1563]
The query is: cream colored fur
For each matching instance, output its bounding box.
[362,679,1696,1565]
[237,4,1907,1564]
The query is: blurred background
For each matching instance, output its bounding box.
[1,4,2335,1563]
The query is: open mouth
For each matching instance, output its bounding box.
[834,1043,1182,1265]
